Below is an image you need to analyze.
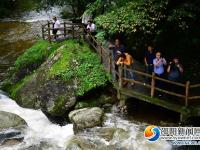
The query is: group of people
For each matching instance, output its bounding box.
[144,45,184,96]
[144,45,184,81]
[108,39,184,95]
[51,16,96,40]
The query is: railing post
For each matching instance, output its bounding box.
[42,25,45,39]
[72,24,75,38]
[64,22,66,37]
[151,72,156,97]
[47,21,51,42]
[119,65,123,88]
[185,81,190,107]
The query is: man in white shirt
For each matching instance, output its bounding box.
[52,16,60,39]
[153,52,167,97]
[86,20,96,36]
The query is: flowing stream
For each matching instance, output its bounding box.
[0,91,172,150]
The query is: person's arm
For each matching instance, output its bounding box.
[116,57,123,65]
[177,64,184,73]
[154,59,161,67]
[162,58,167,65]
[91,24,96,32]
[144,56,148,66]
[167,63,172,73]
[108,42,114,49]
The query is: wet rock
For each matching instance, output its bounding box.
[65,136,114,150]
[0,129,24,146]
[0,111,26,146]
[0,111,27,130]
[69,107,104,131]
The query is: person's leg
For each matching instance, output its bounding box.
[127,65,134,86]
[53,29,58,39]
[156,73,164,96]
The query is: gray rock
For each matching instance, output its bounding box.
[0,111,27,146]
[69,107,104,131]
[65,136,114,150]
[0,111,27,130]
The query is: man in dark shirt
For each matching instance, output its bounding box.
[144,45,156,74]
[109,39,125,80]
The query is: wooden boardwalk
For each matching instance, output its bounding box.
[42,22,200,122]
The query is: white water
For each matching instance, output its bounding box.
[104,113,172,150]
[0,91,73,150]
[1,6,63,23]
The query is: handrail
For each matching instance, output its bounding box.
[190,84,200,88]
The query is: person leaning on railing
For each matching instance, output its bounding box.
[116,52,135,86]
[86,20,96,36]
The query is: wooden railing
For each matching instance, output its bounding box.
[85,34,200,108]
[42,22,84,41]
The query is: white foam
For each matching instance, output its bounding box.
[0,92,73,149]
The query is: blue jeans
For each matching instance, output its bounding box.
[124,65,134,80]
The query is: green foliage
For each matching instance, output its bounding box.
[48,40,109,96]
[14,40,60,72]
[95,31,106,43]
[95,0,168,34]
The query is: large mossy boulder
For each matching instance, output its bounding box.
[3,40,109,117]
[69,107,104,131]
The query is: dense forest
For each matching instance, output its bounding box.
[1,0,200,82]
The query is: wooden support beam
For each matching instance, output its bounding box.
[64,22,66,37]
[151,72,155,97]
[42,25,45,39]
[185,81,190,107]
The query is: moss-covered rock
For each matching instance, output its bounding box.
[3,39,110,117]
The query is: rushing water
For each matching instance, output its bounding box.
[0,91,172,150]
[0,91,74,150]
